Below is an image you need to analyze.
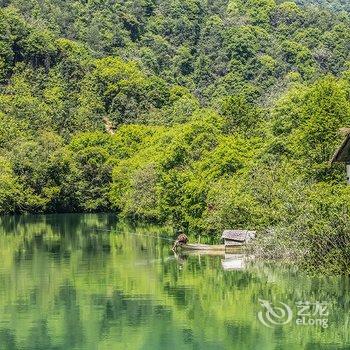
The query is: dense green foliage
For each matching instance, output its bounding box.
[296,0,350,12]
[1,0,350,270]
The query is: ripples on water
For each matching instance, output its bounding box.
[0,213,349,350]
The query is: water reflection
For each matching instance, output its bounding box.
[0,214,349,349]
[221,254,246,271]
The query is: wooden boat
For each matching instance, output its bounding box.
[177,243,244,255]
[178,243,226,251]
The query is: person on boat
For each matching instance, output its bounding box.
[172,233,188,251]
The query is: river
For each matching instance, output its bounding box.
[0,213,349,349]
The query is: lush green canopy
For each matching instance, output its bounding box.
[1,0,350,270]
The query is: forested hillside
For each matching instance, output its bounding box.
[1,0,350,270]
[296,0,350,12]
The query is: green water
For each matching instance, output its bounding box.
[0,213,349,350]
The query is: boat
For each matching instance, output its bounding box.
[178,243,226,251]
[174,229,256,252]
[177,243,245,254]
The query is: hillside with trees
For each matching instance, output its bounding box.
[296,0,350,12]
[1,0,350,271]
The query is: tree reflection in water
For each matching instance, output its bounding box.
[0,213,349,349]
